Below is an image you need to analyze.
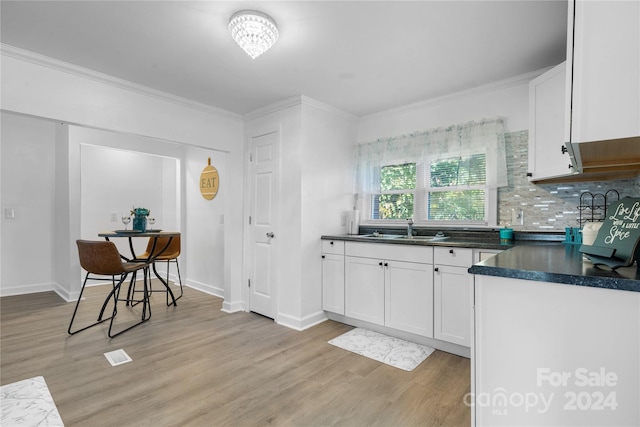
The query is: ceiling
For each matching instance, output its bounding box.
[0,1,568,117]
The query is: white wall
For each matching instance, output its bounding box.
[300,101,357,320]
[243,100,302,325]
[1,47,242,150]
[357,71,540,142]
[80,145,177,256]
[0,112,57,295]
[1,47,243,302]
[184,146,226,296]
[243,97,357,329]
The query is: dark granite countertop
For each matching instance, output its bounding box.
[322,230,640,293]
[322,228,562,251]
[321,233,514,250]
[469,243,640,293]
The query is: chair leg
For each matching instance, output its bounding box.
[68,273,118,335]
[108,271,151,338]
[164,258,183,306]
[173,258,183,299]
[98,275,122,320]
[125,270,148,308]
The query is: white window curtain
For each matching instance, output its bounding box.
[354,118,508,201]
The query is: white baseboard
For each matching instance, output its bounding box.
[326,312,470,358]
[184,278,223,298]
[0,282,58,298]
[276,310,328,331]
[221,300,245,313]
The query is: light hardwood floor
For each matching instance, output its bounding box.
[1,283,470,426]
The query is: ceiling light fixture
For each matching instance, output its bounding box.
[228,10,279,59]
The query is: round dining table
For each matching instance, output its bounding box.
[98,230,181,306]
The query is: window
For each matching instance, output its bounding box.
[355,118,507,226]
[426,154,486,221]
[370,153,490,224]
[372,163,416,220]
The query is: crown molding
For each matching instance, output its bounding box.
[1,43,243,122]
[299,95,358,122]
[361,67,555,121]
[243,95,358,122]
[242,96,304,121]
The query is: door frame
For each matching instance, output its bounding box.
[242,127,280,318]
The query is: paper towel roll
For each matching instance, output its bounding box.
[346,210,360,235]
[582,222,603,245]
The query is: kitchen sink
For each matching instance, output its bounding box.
[400,235,449,241]
[355,234,448,241]
[355,234,404,239]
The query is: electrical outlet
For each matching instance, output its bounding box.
[512,208,524,226]
[110,212,118,222]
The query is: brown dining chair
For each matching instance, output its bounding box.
[69,240,150,338]
[131,235,183,306]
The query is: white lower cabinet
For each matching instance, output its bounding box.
[344,256,385,324]
[344,242,434,337]
[322,240,500,351]
[385,260,433,337]
[434,247,474,347]
[322,240,345,315]
[434,264,473,347]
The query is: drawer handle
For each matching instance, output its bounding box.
[449,249,454,254]
[330,241,334,245]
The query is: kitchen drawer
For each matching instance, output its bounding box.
[346,242,433,264]
[322,239,345,255]
[434,247,473,267]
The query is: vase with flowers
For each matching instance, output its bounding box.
[131,207,150,232]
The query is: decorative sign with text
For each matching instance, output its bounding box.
[200,157,219,201]
[581,197,640,268]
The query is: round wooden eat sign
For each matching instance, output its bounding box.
[200,157,219,200]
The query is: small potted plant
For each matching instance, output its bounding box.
[131,207,150,232]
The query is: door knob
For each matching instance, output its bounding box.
[266,232,275,238]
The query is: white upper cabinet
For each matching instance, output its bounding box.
[565,0,640,144]
[528,61,576,181]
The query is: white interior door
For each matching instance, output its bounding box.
[248,131,278,318]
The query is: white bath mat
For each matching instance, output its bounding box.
[328,328,435,371]
[0,376,64,426]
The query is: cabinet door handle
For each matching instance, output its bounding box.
[449,249,454,254]
[322,255,325,259]
[379,261,383,266]
[434,267,439,272]
[330,241,334,245]
[384,262,388,267]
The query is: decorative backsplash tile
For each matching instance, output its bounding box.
[498,131,640,231]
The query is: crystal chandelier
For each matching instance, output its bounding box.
[228,10,279,59]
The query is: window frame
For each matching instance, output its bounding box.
[363,150,498,227]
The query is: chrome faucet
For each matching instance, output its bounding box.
[407,218,414,237]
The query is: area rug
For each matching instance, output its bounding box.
[328,328,435,371]
[0,376,64,426]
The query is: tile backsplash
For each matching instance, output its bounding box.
[498,131,640,231]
